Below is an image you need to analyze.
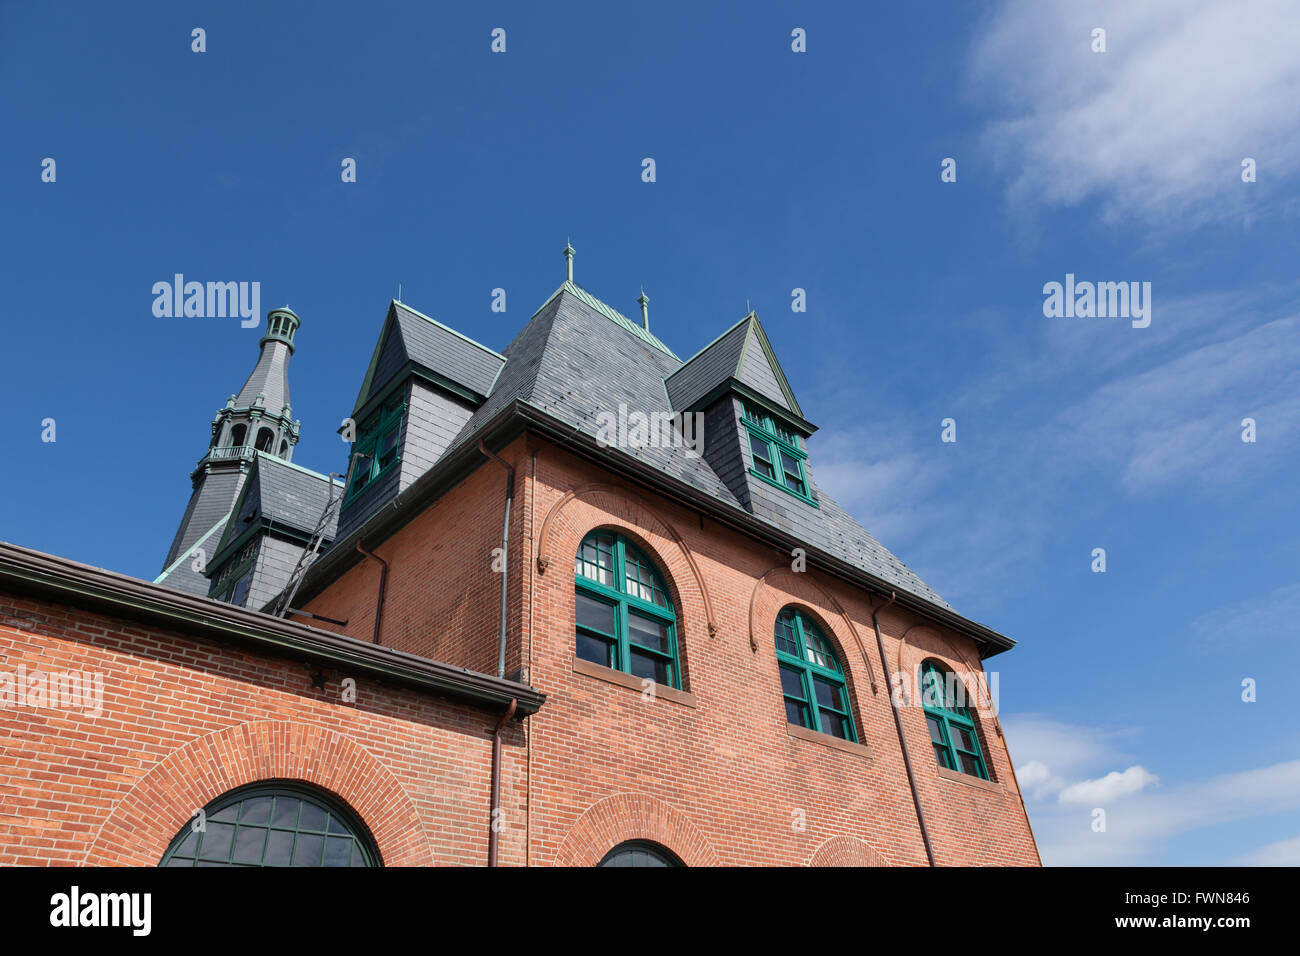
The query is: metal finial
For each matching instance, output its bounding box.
[563,241,575,283]
[637,287,650,331]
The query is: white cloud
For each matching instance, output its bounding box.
[1004,715,1300,864]
[1058,765,1159,804]
[968,0,1300,228]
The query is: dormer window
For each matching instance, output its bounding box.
[343,394,406,506]
[741,402,815,506]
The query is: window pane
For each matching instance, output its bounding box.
[959,752,984,777]
[575,534,614,586]
[271,797,299,828]
[232,825,266,864]
[629,648,669,685]
[576,630,613,667]
[377,427,399,469]
[785,699,808,727]
[933,744,952,770]
[779,665,806,700]
[198,823,235,861]
[926,715,946,745]
[817,710,850,740]
[773,421,798,446]
[292,833,324,866]
[774,614,798,656]
[813,677,845,711]
[323,836,353,866]
[264,829,294,866]
[802,621,838,670]
[299,802,328,832]
[951,725,975,752]
[623,552,668,607]
[627,610,669,653]
[239,796,272,824]
[749,435,775,478]
[780,451,805,493]
[575,592,615,635]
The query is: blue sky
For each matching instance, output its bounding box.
[3,1,1298,865]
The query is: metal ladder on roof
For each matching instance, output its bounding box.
[272,455,360,618]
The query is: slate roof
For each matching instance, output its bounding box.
[665,313,804,417]
[253,455,344,538]
[313,280,955,615]
[355,301,506,413]
[235,340,293,413]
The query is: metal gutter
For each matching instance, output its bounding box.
[0,542,544,717]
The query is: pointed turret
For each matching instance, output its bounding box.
[157,308,305,596]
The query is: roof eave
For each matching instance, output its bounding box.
[0,543,543,716]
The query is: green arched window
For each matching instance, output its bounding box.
[159,782,379,867]
[574,530,681,688]
[774,607,855,741]
[920,660,989,779]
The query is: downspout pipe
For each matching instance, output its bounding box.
[355,542,388,645]
[479,440,514,680]
[488,697,518,867]
[873,590,937,867]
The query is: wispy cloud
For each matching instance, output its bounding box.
[1190,580,1300,648]
[968,0,1300,229]
[1005,714,1300,865]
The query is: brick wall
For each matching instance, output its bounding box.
[0,590,526,867]
[1,430,1038,866]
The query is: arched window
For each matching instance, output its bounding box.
[920,659,989,779]
[774,607,855,741]
[255,427,275,452]
[229,423,247,448]
[574,530,680,688]
[158,782,379,867]
[278,438,289,457]
[598,840,683,867]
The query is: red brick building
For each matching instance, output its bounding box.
[0,252,1039,866]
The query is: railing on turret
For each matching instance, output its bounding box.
[206,444,256,462]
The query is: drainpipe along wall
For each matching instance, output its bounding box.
[480,441,517,865]
[354,542,388,645]
[872,590,937,866]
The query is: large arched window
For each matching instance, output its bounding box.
[229,423,247,448]
[255,427,276,452]
[920,659,989,780]
[598,840,684,867]
[775,607,856,741]
[574,530,681,688]
[158,782,379,867]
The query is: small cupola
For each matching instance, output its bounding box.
[261,306,301,354]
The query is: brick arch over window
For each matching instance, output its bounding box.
[809,834,890,867]
[749,567,878,694]
[83,720,432,866]
[552,792,720,867]
[537,482,716,636]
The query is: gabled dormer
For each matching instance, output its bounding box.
[335,300,506,541]
[666,312,820,523]
[205,452,343,609]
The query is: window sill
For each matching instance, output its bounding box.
[747,468,819,508]
[572,657,697,708]
[785,723,872,760]
[936,765,1005,795]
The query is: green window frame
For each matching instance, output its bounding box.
[774,607,856,741]
[741,402,816,506]
[344,394,406,506]
[574,530,681,689]
[920,659,989,780]
[158,782,379,867]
